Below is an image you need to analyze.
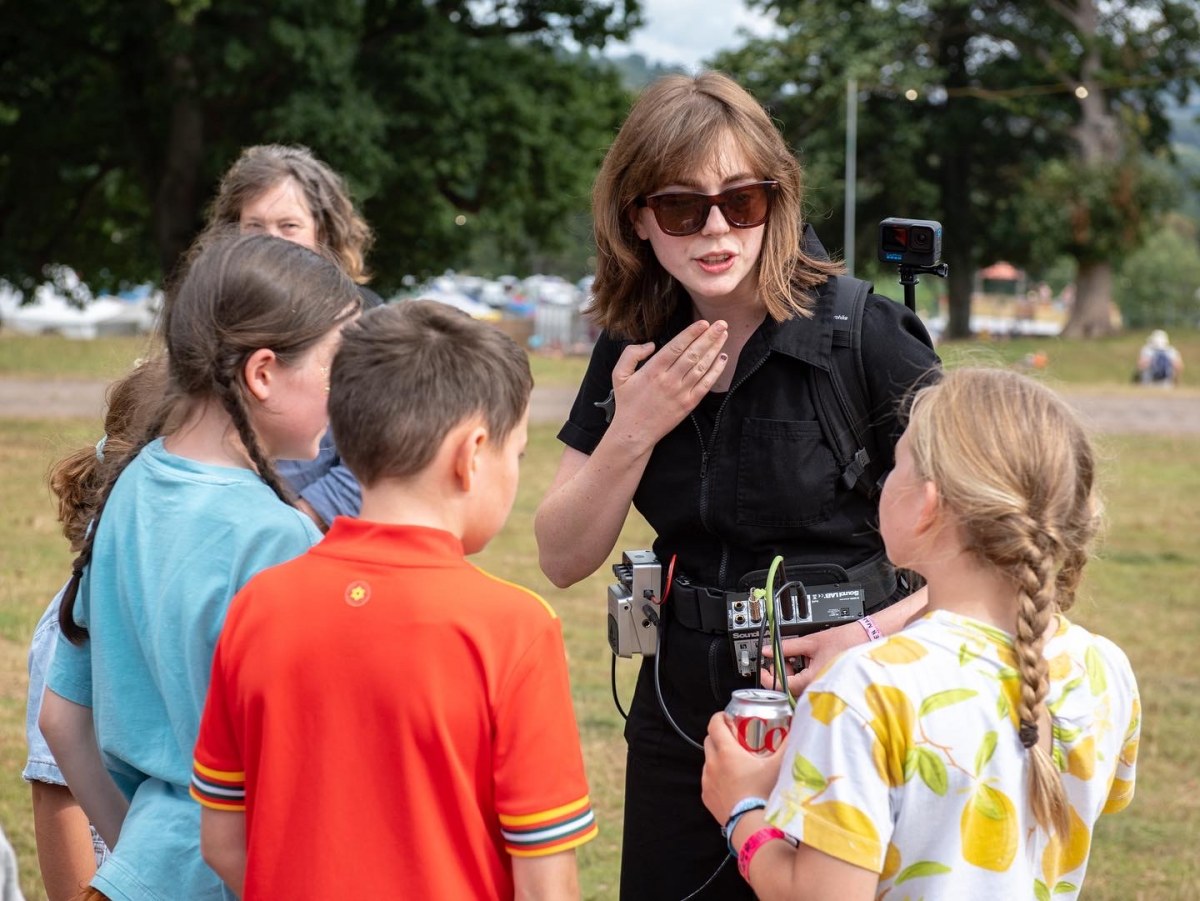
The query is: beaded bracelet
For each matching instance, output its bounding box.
[722,797,767,856]
[737,826,787,880]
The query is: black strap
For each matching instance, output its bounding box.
[813,275,882,500]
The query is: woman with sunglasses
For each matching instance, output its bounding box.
[534,71,939,900]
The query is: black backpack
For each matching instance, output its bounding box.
[812,275,885,501]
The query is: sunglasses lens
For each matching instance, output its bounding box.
[723,184,770,227]
[646,183,774,236]
[652,194,709,236]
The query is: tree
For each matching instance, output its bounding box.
[0,0,638,293]
[718,0,1200,337]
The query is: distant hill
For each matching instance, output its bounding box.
[604,53,687,90]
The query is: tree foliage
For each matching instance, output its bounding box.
[717,0,1200,337]
[0,0,639,293]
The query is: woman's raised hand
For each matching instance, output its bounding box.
[608,319,729,450]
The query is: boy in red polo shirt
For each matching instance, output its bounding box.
[191,301,596,899]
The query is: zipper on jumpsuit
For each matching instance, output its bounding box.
[690,352,770,699]
[689,352,770,586]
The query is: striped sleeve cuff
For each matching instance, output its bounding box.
[190,760,246,811]
[499,795,598,858]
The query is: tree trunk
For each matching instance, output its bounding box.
[153,54,204,278]
[1061,259,1115,337]
[938,8,974,340]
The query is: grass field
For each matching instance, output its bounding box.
[0,329,1197,899]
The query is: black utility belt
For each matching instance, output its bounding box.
[668,552,897,636]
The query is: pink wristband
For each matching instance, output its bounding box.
[737,826,786,880]
[858,615,883,641]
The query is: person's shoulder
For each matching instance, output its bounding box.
[1053,617,1136,676]
[465,565,560,624]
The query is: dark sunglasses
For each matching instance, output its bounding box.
[636,180,779,237]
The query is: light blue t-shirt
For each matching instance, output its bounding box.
[47,438,321,901]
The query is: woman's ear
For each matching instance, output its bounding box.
[631,204,650,241]
[242,348,278,403]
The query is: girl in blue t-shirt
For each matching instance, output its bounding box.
[39,232,360,901]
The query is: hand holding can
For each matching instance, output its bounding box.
[725,689,791,756]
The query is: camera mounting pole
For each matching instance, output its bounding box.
[897,262,949,313]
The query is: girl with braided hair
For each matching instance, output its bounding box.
[39,232,360,901]
[701,368,1141,901]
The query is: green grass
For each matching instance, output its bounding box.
[0,330,1197,898]
[3,325,1197,391]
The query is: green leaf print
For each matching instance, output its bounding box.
[958,643,982,666]
[903,748,919,783]
[974,731,998,775]
[919,688,978,718]
[894,860,952,885]
[1052,722,1081,744]
[1085,646,1108,695]
[915,747,948,795]
[1052,743,1067,772]
[1054,880,1080,894]
[1034,879,1051,901]
[791,753,827,792]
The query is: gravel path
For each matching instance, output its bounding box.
[1,377,1198,435]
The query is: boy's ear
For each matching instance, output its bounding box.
[242,348,278,402]
[451,424,489,492]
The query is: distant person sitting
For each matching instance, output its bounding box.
[192,301,597,900]
[1137,329,1183,387]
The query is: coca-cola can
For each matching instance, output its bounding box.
[725,688,790,756]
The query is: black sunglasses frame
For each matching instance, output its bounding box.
[635,180,780,237]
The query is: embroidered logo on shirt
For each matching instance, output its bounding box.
[345,580,371,607]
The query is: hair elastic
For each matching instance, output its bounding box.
[1019,722,1039,749]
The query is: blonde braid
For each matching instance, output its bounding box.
[1011,525,1070,836]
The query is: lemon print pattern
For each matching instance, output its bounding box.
[960,783,1018,871]
[762,609,1140,900]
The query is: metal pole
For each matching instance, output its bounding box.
[844,77,857,275]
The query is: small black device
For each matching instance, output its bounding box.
[878,217,943,268]
[727,581,865,678]
[878,216,949,312]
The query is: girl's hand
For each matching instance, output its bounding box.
[760,621,869,694]
[701,712,784,826]
[608,319,728,451]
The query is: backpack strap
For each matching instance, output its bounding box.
[811,275,883,500]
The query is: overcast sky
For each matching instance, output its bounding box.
[610,0,780,69]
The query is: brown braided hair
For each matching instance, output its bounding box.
[48,355,169,551]
[59,232,360,643]
[905,368,1102,837]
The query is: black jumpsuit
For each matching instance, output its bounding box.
[559,265,939,900]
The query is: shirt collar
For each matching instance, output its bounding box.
[314,517,466,567]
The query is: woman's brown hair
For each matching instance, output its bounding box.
[589,71,843,340]
[204,144,374,284]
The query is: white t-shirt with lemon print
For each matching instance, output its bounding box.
[766,609,1140,901]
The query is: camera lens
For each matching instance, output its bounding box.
[910,227,932,251]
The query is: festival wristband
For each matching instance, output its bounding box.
[858,615,883,642]
[723,797,767,856]
[737,826,787,880]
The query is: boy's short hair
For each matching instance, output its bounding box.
[330,301,533,486]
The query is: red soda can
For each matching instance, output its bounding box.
[725,688,790,756]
